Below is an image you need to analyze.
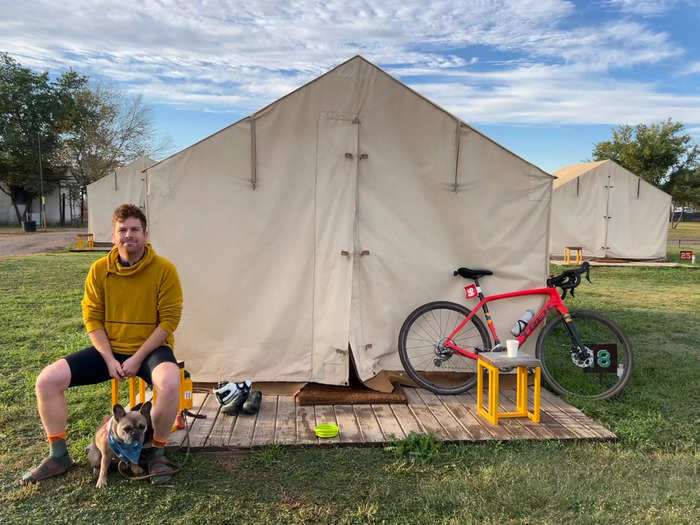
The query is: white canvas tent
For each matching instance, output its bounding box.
[87,156,155,242]
[145,56,553,389]
[550,160,671,260]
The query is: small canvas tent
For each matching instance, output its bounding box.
[87,156,155,242]
[144,56,552,389]
[550,160,671,260]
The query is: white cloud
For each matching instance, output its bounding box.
[414,74,700,125]
[605,0,700,16]
[606,0,679,16]
[683,62,700,75]
[0,0,696,127]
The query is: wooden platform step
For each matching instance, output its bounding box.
[167,386,615,449]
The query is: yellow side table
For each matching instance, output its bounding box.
[564,246,583,265]
[76,233,94,249]
[477,352,541,425]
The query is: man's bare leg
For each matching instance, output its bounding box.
[36,359,71,434]
[21,360,74,484]
[148,361,180,484]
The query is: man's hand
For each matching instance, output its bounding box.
[121,355,143,378]
[107,358,126,381]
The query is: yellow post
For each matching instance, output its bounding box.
[139,378,146,404]
[516,366,525,415]
[489,363,499,424]
[529,367,541,423]
[110,378,118,407]
[128,377,138,408]
[476,360,484,415]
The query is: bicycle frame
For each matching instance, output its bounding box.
[443,286,572,359]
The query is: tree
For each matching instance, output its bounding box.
[0,53,70,224]
[1,53,170,225]
[665,167,700,226]
[57,83,170,223]
[592,119,699,228]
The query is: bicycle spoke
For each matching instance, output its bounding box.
[537,310,632,399]
[398,302,491,394]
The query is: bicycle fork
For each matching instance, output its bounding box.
[560,313,594,368]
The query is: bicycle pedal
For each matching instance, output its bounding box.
[491,344,506,352]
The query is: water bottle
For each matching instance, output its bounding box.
[511,309,535,336]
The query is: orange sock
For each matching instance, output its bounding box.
[152,437,167,448]
[48,432,66,445]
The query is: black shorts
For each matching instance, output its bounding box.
[64,346,177,387]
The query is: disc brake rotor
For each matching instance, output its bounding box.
[571,346,594,368]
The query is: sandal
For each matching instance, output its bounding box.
[148,454,177,485]
[21,457,75,485]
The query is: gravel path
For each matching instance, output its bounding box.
[0,229,90,257]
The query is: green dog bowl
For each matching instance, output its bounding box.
[314,423,339,438]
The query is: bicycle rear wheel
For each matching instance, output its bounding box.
[536,309,633,399]
[398,301,491,395]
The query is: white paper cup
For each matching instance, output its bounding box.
[506,339,519,358]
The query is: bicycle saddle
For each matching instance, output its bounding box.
[453,267,493,280]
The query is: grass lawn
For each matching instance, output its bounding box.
[667,221,700,241]
[0,254,698,524]
[667,221,700,264]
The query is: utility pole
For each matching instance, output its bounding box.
[38,131,46,230]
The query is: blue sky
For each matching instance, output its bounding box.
[2,0,699,173]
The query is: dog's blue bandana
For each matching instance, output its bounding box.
[106,418,143,464]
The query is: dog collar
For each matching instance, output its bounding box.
[106,417,144,464]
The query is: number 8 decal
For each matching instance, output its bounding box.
[597,349,611,368]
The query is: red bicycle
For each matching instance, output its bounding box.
[398,262,633,399]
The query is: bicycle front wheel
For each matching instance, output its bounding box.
[536,309,633,399]
[398,301,491,395]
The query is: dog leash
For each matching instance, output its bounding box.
[116,388,211,482]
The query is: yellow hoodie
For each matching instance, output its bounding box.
[82,243,183,355]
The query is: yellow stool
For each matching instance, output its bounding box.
[110,362,193,432]
[564,246,583,265]
[476,352,541,425]
[76,233,94,249]
[110,376,147,409]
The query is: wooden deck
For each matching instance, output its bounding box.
[166,386,615,450]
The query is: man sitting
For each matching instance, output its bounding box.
[22,204,183,485]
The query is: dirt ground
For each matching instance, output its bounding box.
[0,229,90,257]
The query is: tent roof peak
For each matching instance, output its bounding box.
[552,160,609,188]
[147,56,550,178]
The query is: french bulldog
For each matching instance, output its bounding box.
[87,402,151,488]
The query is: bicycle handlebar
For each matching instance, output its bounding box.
[547,262,591,299]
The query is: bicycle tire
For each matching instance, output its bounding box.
[398,301,491,395]
[535,309,633,400]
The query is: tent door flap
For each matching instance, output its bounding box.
[312,114,358,383]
